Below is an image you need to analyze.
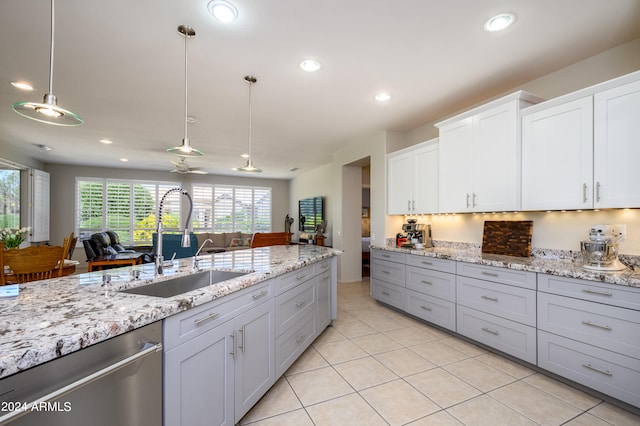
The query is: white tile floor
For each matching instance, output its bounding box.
[240,280,640,425]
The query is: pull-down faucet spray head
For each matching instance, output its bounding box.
[156,187,193,275]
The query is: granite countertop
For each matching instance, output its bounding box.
[0,245,341,379]
[370,244,640,288]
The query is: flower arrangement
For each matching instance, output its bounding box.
[0,227,30,249]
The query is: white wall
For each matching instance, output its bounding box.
[288,163,333,244]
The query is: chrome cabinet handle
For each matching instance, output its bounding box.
[252,289,267,299]
[296,273,307,281]
[322,273,330,279]
[238,326,246,353]
[295,300,307,308]
[295,335,307,344]
[596,181,601,202]
[382,254,391,258]
[421,261,433,266]
[194,312,220,325]
[230,333,236,359]
[412,200,415,211]
[421,280,433,285]
[420,305,432,312]
[408,200,411,211]
[381,291,390,296]
[582,363,612,376]
[583,183,588,203]
[582,320,612,331]
[481,271,499,277]
[482,327,499,335]
[382,270,391,274]
[472,193,477,208]
[481,295,499,302]
[466,193,470,208]
[582,288,612,297]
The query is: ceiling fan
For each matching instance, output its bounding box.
[170,158,207,174]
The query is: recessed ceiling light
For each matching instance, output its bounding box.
[300,60,321,72]
[484,13,515,32]
[99,139,113,144]
[374,93,391,102]
[207,0,238,23]
[11,81,34,91]
[120,158,128,162]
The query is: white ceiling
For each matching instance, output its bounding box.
[1,0,640,179]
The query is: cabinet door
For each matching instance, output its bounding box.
[522,97,593,210]
[594,79,640,208]
[164,320,235,426]
[317,269,332,331]
[234,299,276,421]
[387,152,413,214]
[412,143,439,213]
[439,118,472,213]
[472,102,519,211]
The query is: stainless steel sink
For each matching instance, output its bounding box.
[120,270,248,298]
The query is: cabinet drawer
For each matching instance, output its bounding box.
[457,306,537,364]
[276,277,316,336]
[275,310,316,377]
[406,255,456,274]
[371,280,405,310]
[371,249,406,264]
[538,292,640,359]
[456,262,536,290]
[277,264,316,295]
[406,265,456,302]
[164,280,273,350]
[538,273,640,310]
[371,259,405,287]
[457,276,536,326]
[313,258,332,276]
[406,289,456,331]
[538,331,640,408]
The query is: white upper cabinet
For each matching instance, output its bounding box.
[436,91,542,213]
[522,97,594,210]
[387,139,438,214]
[594,79,640,208]
[522,71,640,210]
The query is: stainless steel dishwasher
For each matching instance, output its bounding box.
[0,321,163,426]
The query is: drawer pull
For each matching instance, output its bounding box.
[582,364,612,376]
[421,261,433,266]
[296,334,307,344]
[582,320,612,331]
[420,280,433,285]
[481,295,499,302]
[295,300,307,308]
[296,274,308,280]
[382,254,391,258]
[481,271,499,277]
[252,290,267,299]
[322,273,330,279]
[381,291,390,296]
[194,312,220,325]
[420,305,432,312]
[382,270,391,274]
[481,327,499,336]
[582,288,613,297]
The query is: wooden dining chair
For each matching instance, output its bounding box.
[0,241,65,284]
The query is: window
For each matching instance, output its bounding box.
[76,178,180,245]
[0,169,20,229]
[192,185,271,233]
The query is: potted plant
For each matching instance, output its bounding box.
[0,227,30,249]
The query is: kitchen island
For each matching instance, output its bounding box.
[0,244,341,380]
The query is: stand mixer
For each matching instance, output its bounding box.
[581,224,626,272]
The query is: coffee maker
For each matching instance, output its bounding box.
[396,219,433,249]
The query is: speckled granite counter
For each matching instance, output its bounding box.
[370,243,640,288]
[0,245,341,379]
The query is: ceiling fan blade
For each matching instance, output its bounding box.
[190,169,207,175]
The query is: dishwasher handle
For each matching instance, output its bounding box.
[0,341,162,425]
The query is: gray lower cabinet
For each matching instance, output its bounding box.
[456,263,537,364]
[537,273,640,407]
[370,249,406,310]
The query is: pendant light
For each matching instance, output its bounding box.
[167,25,204,157]
[12,0,83,126]
[234,76,262,172]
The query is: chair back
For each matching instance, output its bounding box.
[250,232,292,248]
[1,242,65,284]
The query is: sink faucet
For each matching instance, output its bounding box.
[193,238,213,270]
[156,187,193,275]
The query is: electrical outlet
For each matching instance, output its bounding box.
[618,224,627,240]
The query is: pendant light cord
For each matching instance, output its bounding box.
[48,0,55,95]
[247,79,253,158]
[183,28,189,141]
